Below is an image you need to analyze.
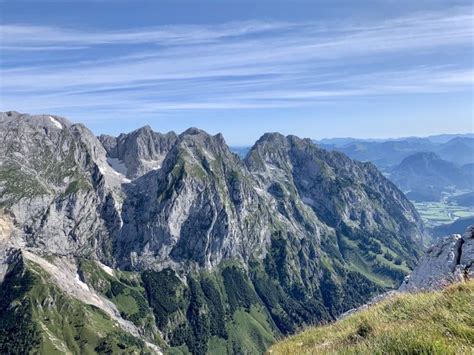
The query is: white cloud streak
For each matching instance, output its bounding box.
[0,8,473,114]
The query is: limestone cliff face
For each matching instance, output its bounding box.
[0,112,424,278]
[0,111,431,354]
[399,226,473,291]
[0,111,124,260]
[247,134,424,236]
[116,128,275,270]
[246,133,424,266]
[99,126,178,179]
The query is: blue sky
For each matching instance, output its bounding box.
[0,1,473,145]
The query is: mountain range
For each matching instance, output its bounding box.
[388,152,474,201]
[1,111,426,354]
[233,134,474,203]
[316,133,474,147]
[316,136,474,168]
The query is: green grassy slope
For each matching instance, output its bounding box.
[0,250,418,355]
[78,259,157,333]
[141,265,278,355]
[0,257,150,354]
[268,281,474,354]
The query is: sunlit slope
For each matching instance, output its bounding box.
[268,281,474,354]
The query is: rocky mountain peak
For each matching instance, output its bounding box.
[0,112,128,258]
[2,111,72,131]
[177,128,233,162]
[245,133,292,173]
[246,133,326,173]
[136,124,153,132]
[116,126,267,270]
[257,132,288,143]
[246,132,424,257]
[99,125,178,179]
[181,127,207,136]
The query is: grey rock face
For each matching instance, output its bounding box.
[117,128,274,270]
[0,111,124,261]
[0,247,21,284]
[245,133,424,263]
[399,225,474,291]
[1,112,425,279]
[459,226,474,278]
[99,126,178,179]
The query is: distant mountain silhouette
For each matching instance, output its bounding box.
[448,192,474,208]
[389,152,473,200]
[317,135,474,168]
[437,137,474,166]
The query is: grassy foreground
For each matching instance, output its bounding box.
[268,281,474,354]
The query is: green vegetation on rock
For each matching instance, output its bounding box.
[0,257,149,354]
[0,164,49,206]
[139,249,388,355]
[141,265,278,355]
[79,259,154,329]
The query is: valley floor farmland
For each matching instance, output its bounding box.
[412,201,474,229]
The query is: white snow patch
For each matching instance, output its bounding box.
[75,273,90,291]
[302,196,315,206]
[48,116,63,129]
[97,163,109,176]
[99,262,114,277]
[254,186,266,195]
[107,157,128,175]
[22,251,162,354]
[141,159,162,171]
[98,161,131,184]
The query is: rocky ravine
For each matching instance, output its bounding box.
[0,111,426,354]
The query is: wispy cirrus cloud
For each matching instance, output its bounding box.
[0,21,292,48]
[0,7,473,119]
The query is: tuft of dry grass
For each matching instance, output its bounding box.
[268,281,474,354]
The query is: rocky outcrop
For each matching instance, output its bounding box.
[99,126,178,179]
[116,127,274,270]
[459,226,474,278]
[0,111,125,261]
[399,226,473,291]
[341,226,473,322]
[246,133,424,264]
